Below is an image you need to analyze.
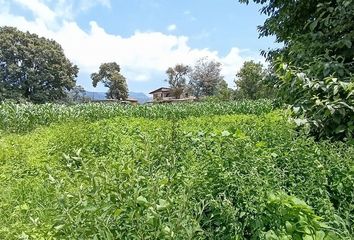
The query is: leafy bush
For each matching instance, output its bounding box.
[275,61,354,141]
[240,0,354,141]
[0,106,352,239]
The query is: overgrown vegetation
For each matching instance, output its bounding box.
[0,100,273,134]
[0,102,353,239]
[240,0,354,140]
[0,1,353,239]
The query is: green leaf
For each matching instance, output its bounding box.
[113,208,123,217]
[221,130,230,137]
[315,231,326,240]
[309,20,318,31]
[343,39,352,49]
[156,199,170,211]
[137,196,149,205]
[18,232,29,240]
[294,118,308,126]
[265,230,279,240]
[285,221,293,233]
[293,106,301,113]
[54,224,65,231]
[163,226,171,235]
[335,125,345,134]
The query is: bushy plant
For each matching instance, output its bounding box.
[274,61,354,141]
[240,0,354,141]
[0,106,352,239]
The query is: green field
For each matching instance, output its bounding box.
[0,101,353,239]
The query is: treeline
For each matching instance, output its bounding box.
[0,26,273,105]
[0,27,79,103]
[165,58,274,101]
[0,27,129,104]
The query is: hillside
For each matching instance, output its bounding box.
[85,91,151,103]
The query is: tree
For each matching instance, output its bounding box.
[66,85,90,103]
[166,64,190,99]
[0,62,7,99]
[216,80,233,101]
[235,61,267,100]
[240,0,354,140]
[239,0,354,71]
[0,26,78,103]
[189,58,224,97]
[91,62,128,100]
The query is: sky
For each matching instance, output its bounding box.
[0,0,276,94]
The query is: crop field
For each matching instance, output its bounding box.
[0,101,353,239]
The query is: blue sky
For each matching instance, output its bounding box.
[0,0,276,94]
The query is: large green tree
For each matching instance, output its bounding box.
[189,58,224,97]
[166,64,190,99]
[0,26,78,103]
[240,0,354,140]
[216,79,233,101]
[234,61,274,100]
[235,61,264,100]
[91,62,128,100]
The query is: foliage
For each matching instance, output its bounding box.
[189,57,224,98]
[165,58,225,99]
[91,62,128,100]
[0,104,353,239]
[275,62,354,141]
[240,0,354,140]
[235,60,274,100]
[66,85,91,103]
[261,193,339,239]
[165,64,190,99]
[0,26,78,103]
[0,100,273,134]
[215,79,233,101]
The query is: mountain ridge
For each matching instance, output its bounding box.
[85,91,151,104]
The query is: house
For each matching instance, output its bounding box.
[149,87,195,102]
[122,98,139,105]
[149,87,173,101]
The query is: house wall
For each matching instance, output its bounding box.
[153,91,170,100]
[151,90,193,101]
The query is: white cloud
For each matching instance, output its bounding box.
[167,24,177,32]
[13,0,56,23]
[79,0,111,11]
[134,73,151,82]
[11,0,111,24]
[0,0,262,89]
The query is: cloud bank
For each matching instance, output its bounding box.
[0,0,263,90]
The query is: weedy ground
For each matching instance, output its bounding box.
[0,101,353,239]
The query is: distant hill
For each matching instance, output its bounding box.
[85,91,151,104]
[85,91,106,100]
[128,92,151,103]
